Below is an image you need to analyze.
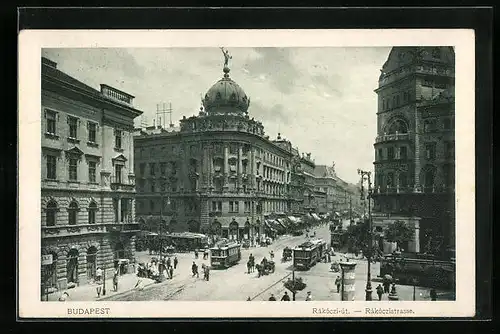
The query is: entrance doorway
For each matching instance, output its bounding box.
[66,248,79,284]
[86,246,98,281]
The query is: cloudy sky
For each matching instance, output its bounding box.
[42,47,391,184]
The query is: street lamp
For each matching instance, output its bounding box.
[358,168,373,301]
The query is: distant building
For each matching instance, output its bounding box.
[372,47,455,255]
[41,57,143,293]
[134,65,299,243]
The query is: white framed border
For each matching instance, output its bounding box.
[18,29,475,318]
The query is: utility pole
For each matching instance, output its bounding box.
[349,195,353,223]
[358,169,373,301]
[156,102,173,128]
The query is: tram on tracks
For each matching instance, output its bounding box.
[209,241,242,269]
[293,238,327,270]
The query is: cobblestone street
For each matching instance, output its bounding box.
[104,224,455,302]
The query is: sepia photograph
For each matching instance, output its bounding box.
[18,29,475,318]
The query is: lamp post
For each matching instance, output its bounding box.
[358,169,373,301]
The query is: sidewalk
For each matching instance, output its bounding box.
[47,273,156,302]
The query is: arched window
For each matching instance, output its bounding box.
[88,201,97,224]
[68,201,79,225]
[46,200,58,226]
[386,119,408,134]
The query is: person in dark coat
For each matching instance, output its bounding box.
[168,266,174,280]
[192,262,199,278]
[383,280,391,294]
[166,257,171,269]
[173,256,178,269]
[335,276,341,293]
[430,288,437,301]
[281,292,291,301]
[268,294,276,301]
[376,284,384,301]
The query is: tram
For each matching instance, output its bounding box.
[210,242,242,269]
[293,238,327,270]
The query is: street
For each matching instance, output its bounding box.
[105,224,454,302]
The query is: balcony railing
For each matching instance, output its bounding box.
[42,222,140,238]
[110,176,135,191]
[375,132,410,143]
[372,185,455,195]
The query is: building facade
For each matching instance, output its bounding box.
[371,47,455,255]
[41,57,143,294]
[134,65,296,243]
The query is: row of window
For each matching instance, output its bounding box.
[377,141,454,162]
[263,165,289,182]
[45,154,125,183]
[45,200,98,227]
[423,117,454,132]
[139,162,179,177]
[44,109,123,149]
[382,91,413,111]
[376,164,454,189]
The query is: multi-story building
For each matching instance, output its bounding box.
[134,65,295,243]
[371,47,455,255]
[313,164,363,219]
[41,57,143,293]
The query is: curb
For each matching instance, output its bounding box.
[99,279,157,301]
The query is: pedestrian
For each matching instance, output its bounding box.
[376,284,384,301]
[281,291,291,301]
[166,257,171,269]
[247,297,251,301]
[305,291,312,301]
[430,288,437,301]
[173,256,178,269]
[247,260,252,274]
[205,265,210,281]
[192,262,199,278]
[95,267,102,283]
[194,250,199,259]
[113,270,119,292]
[335,276,341,293]
[204,249,209,260]
[169,265,174,280]
[268,294,276,301]
[383,280,390,294]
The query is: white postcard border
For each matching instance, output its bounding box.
[18,29,475,318]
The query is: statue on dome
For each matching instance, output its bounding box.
[220,47,232,68]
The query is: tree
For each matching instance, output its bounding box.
[384,220,414,250]
[345,218,370,256]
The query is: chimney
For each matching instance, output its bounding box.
[42,57,57,69]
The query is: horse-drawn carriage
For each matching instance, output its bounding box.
[256,259,275,277]
[282,247,292,262]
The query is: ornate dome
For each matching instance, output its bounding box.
[203,67,250,114]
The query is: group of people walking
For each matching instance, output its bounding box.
[267,291,312,301]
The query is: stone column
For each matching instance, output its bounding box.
[414,109,421,190]
[251,147,256,190]
[339,261,357,301]
[117,197,121,223]
[238,145,243,191]
[223,145,229,189]
[413,219,420,253]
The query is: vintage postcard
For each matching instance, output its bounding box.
[18,29,475,318]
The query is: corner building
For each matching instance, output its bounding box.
[372,47,455,255]
[41,57,143,292]
[134,66,294,243]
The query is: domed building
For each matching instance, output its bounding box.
[134,62,314,243]
[372,47,455,257]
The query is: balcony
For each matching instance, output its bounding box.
[42,222,140,238]
[110,176,135,191]
[375,132,410,143]
[108,223,140,233]
[372,185,455,195]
